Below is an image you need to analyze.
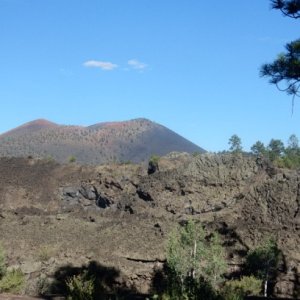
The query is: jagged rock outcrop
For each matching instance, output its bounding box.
[0,154,299,298]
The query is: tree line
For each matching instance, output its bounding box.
[228,133,300,168]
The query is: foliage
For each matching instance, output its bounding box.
[267,139,285,161]
[68,155,77,163]
[228,135,242,154]
[192,152,201,157]
[37,245,54,262]
[0,244,6,278]
[245,238,281,280]
[149,154,160,165]
[271,0,300,18]
[245,238,281,297]
[222,276,262,300]
[36,276,51,296]
[0,269,25,294]
[261,1,300,101]
[148,154,160,174]
[203,233,227,290]
[46,155,55,162]
[66,271,95,300]
[250,141,266,156]
[261,39,300,99]
[250,134,300,169]
[165,219,227,299]
[287,133,299,149]
[284,134,300,167]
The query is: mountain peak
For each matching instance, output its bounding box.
[0,118,205,163]
[24,119,59,127]
[1,119,58,137]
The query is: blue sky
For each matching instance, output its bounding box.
[0,0,299,152]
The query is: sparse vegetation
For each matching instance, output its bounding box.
[68,155,77,163]
[0,269,25,294]
[37,245,54,262]
[149,154,160,165]
[36,276,51,296]
[192,151,201,157]
[222,276,262,300]
[66,271,95,300]
[228,135,242,154]
[0,244,25,294]
[0,244,6,278]
[148,154,160,174]
[250,134,300,169]
[245,238,281,297]
[164,219,227,299]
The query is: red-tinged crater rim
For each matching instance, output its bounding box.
[0,119,59,136]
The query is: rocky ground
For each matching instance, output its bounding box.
[0,153,299,298]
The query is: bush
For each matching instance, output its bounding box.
[148,155,160,174]
[149,154,160,165]
[36,276,50,296]
[0,269,25,293]
[0,244,6,278]
[68,155,76,163]
[222,276,262,300]
[37,245,54,262]
[66,271,95,300]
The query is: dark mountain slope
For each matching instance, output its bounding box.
[0,118,205,164]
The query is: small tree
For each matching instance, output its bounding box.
[228,135,242,154]
[245,238,281,297]
[287,134,299,150]
[251,141,266,156]
[166,219,206,297]
[166,220,227,299]
[203,233,227,290]
[267,139,285,161]
[284,134,300,168]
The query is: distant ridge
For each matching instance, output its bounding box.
[0,118,205,164]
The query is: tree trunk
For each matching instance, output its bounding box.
[191,240,197,279]
[264,279,268,297]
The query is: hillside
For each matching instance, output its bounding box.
[0,118,205,164]
[0,154,299,298]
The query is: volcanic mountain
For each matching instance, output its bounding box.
[0,118,205,164]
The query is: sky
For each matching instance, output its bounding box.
[0,0,299,152]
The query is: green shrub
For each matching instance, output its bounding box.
[68,155,76,163]
[37,245,54,262]
[192,152,201,157]
[66,271,95,300]
[149,154,160,164]
[0,244,6,278]
[36,276,50,296]
[0,269,25,293]
[222,276,262,300]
